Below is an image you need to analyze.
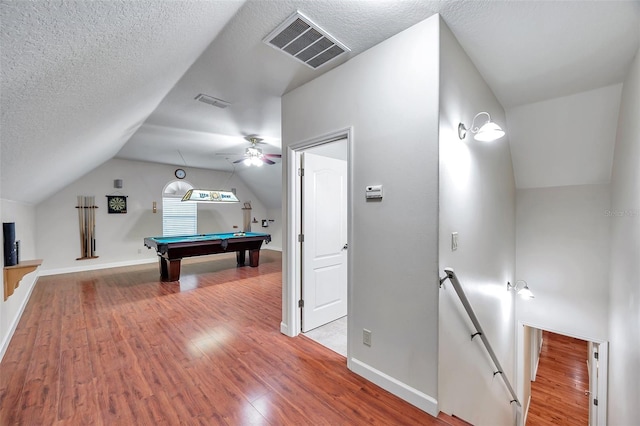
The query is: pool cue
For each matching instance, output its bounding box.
[90,196,96,256]
[83,196,88,257]
[77,196,85,258]
[88,196,93,257]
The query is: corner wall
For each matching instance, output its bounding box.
[282,16,441,414]
[0,200,38,360]
[438,18,517,425]
[608,48,640,424]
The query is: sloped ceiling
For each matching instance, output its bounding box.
[507,84,623,189]
[2,1,639,208]
[0,0,246,203]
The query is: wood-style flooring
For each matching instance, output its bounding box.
[527,331,590,425]
[1,250,449,425]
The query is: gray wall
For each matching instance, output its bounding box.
[438,18,517,425]
[608,47,640,424]
[282,16,441,414]
[516,184,611,340]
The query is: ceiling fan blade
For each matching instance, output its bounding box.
[233,158,246,164]
[262,158,276,165]
[215,152,243,156]
[263,154,282,158]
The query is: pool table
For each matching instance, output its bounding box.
[144,232,271,281]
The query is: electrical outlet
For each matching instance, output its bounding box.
[451,232,459,251]
[137,248,142,254]
[363,329,372,347]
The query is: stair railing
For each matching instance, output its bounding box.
[440,267,521,409]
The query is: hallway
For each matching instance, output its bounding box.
[527,331,589,425]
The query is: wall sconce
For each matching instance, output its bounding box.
[458,112,505,142]
[507,280,535,299]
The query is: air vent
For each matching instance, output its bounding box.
[194,94,231,109]
[264,11,350,69]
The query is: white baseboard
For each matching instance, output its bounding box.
[280,321,290,335]
[0,275,39,362]
[523,394,531,425]
[39,258,157,276]
[40,247,282,277]
[349,357,438,417]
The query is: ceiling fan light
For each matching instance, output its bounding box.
[243,158,252,166]
[474,121,505,142]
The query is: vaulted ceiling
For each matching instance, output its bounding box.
[2,1,639,209]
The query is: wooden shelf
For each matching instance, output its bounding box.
[4,259,43,301]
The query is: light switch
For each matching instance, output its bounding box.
[452,232,458,251]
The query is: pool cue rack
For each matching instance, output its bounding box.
[76,195,99,260]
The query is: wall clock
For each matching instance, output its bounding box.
[106,195,127,214]
[175,168,186,179]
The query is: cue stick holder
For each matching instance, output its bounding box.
[75,195,99,260]
[242,202,252,232]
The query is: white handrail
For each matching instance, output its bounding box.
[440,268,521,408]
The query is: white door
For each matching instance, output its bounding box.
[588,343,599,426]
[301,152,347,332]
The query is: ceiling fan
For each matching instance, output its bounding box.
[232,136,281,167]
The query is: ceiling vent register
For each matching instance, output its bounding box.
[264,11,350,69]
[194,94,231,109]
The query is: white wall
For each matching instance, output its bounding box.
[521,326,532,424]
[282,16,440,415]
[0,200,38,360]
[608,48,640,424]
[516,184,611,341]
[35,158,275,273]
[263,208,282,251]
[438,19,517,425]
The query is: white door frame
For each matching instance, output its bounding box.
[283,127,352,339]
[516,321,608,426]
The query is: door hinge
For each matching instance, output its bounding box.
[298,299,304,308]
[298,234,304,243]
[594,351,599,360]
[593,398,598,406]
[298,167,304,177]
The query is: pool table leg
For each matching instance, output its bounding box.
[248,249,260,267]
[159,257,181,281]
[236,250,246,266]
[236,250,260,267]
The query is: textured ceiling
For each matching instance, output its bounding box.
[0,0,245,203]
[1,1,639,207]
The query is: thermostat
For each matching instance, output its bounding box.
[365,185,383,199]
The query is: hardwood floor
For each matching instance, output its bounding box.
[1,250,447,425]
[527,331,590,425]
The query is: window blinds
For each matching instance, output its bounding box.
[162,197,197,236]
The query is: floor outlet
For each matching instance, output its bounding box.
[363,329,372,347]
